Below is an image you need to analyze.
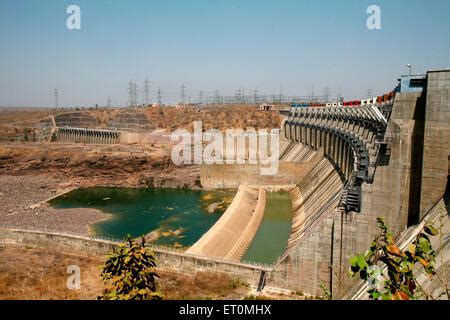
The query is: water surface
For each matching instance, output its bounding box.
[49,187,234,248]
[242,192,292,264]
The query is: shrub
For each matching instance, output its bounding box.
[99,236,161,300]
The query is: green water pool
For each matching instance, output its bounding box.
[242,192,292,264]
[49,187,292,264]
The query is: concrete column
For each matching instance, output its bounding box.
[326,131,331,156]
[328,132,334,160]
[343,143,349,179]
[336,136,342,169]
[312,127,316,149]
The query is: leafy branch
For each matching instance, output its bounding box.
[349,217,438,300]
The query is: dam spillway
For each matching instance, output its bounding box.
[186,186,267,261]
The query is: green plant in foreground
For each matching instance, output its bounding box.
[349,217,438,300]
[319,283,332,300]
[99,235,161,300]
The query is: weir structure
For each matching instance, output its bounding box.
[39,108,155,145]
[56,127,121,144]
[186,185,266,261]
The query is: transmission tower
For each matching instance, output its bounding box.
[107,97,112,108]
[127,81,133,107]
[214,90,220,105]
[133,82,138,106]
[143,79,150,106]
[180,84,186,104]
[254,88,258,104]
[198,90,203,105]
[54,88,59,108]
[366,88,374,99]
[337,87,343,102]
[278,85,283,104]
[323,86,331,103]
[157,88,162,105]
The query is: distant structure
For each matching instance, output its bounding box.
[259,103,273,111]
[180,84,186,104]
[54,88,59,108]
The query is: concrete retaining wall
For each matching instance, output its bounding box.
[200,162,314,189]
[419,71,450,219]
[0,228,271,286]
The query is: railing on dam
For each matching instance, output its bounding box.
[284,104,393,212]
[56,127,121,144]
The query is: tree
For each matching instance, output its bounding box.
[99,236,161,300]
[349,217,439,300]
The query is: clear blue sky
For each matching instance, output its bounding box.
[0,0,449,107]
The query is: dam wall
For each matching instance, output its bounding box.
[346,192,449,299]
[277,70,449,297]
[200,140,321,189]
[200,162,314,189]
[419,71,450,219]
[106,108,155,132]
[52,112,99,128]
[186,186,267,261]
[269,155,343,294]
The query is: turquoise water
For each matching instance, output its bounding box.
[49,187,234,249]
[242,192,292,264]
[49,187,292,264]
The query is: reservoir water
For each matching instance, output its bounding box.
[49,187,292,264]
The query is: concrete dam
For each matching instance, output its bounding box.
[25,70,448,298]
[195,70,449,298]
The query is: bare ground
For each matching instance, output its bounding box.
[0,244,299,300]
[0,175,106,235]
[0,142,200,189]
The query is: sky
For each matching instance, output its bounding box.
[0,0,449,107]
